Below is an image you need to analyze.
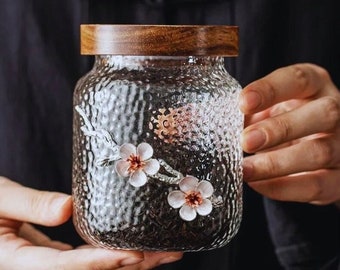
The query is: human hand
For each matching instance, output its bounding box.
[0,177,182,270]
[240,63,340,205]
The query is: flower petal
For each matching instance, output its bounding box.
[119,143,136,160]
[114,160,130,177]
[129,170,147,187]
[179,176,198,193]
[137,142,153,160]
[143,159,160,175]
[167,191,185,209]
[179,204,197,221]
[197,180,214,198]
[196,199,212,216]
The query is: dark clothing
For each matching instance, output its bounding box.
[0,0,339,269]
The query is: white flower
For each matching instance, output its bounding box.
[115,142,160,187]
[167,176,214,221]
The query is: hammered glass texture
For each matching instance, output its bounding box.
[72,56,243,251]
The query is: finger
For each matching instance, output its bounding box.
[143,251,183,265]
[60,248,144,270]
[0,177,72,226]
[242,96,340,152]
[119,251,183,270]
[0,219,22,235]
[239,63,336,114]
[242,135,340,181]
[18,223,72,250]
[76,247,182,268]
[244,99,307,127]
[247,169,340,204]
[4,246,144,270]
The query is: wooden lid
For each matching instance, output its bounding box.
[80,24,238,56]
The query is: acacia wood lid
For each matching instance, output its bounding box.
[80,24,238,56]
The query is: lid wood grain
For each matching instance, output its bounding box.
[81,25,238,56]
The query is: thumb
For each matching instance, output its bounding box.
[0,177,72,226]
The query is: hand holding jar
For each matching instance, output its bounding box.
[0,177,182,270]
[241,63,340,206]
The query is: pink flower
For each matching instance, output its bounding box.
[167,176,214,221]
[115,142,160,187]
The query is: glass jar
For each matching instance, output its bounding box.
[72,25,243,251]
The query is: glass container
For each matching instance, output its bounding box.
[72,25,243,251]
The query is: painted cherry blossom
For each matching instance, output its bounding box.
[167,176,214,221]
[115,142,160,187]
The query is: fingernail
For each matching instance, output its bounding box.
[242,159,253,181]
[53,195,71,211]
[121,256,144,266]
[47,195,72,225]
[240,90,262,112]
[242,129,266,152]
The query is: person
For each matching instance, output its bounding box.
[0,0,339,269]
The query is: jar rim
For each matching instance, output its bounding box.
[80,24,238,57]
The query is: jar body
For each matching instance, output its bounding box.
[72,56,243,251]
